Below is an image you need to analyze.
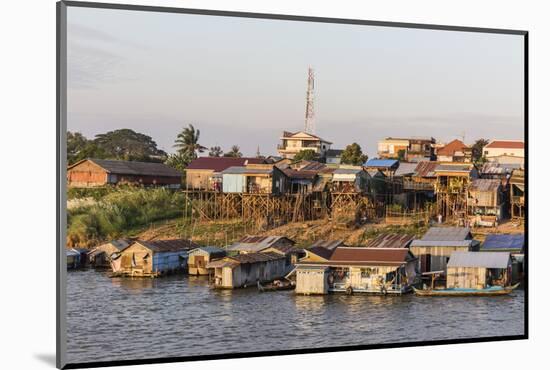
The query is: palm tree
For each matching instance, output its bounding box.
[209,146,223,157]
[174,124,206,159]
[224,145,242,158]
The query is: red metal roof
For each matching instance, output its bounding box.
[186,157,264,172]
[329,247,410,265]
[485,140,524,149]
[414,161,439,178]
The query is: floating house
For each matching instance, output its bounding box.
[87,239,132,268]
[66,248,82,269]
[260,244,305,266]
[226,235,295,254]
[110,239,198,277]
[295,247,418,295]
[467,179,505,225]
[330,167,369,193]
[221,164,288,194]
[67,158,183,188]
[187,246,226,275]
[185,157,265,191]
[446,251,512,289]
[481,234,524,283]
[410,227,480,274]
[206,252,287,288]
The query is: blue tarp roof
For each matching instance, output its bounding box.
[365,158,399,168]
[482,234,524,251]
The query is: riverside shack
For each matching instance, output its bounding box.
[295,247,418,295]
[110,239,198,277]
[481,234,524,283]
[187,246,226,275]
[446,251,512,289]
[206,252,287,289]
[226,235,295,254]
[87,239,132,268]
[410,227,480,274]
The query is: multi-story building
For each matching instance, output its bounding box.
[377,137,436,161]
[277,131,333,159]
[483,140,524,164]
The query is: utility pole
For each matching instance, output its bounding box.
[304,67,315,134]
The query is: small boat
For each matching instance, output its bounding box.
[413,283,520,297]
[257,279,295,292]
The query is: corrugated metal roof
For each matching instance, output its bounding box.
[186,157,264,172]
[305,246,335,260]
[229,252,286,264]
[261,244,303,255]
[329,247,410,265]
[365,159,399,168]
[410,240,474,248]
[221,166,273,175]
[414,161,439,178]
[469,179,501,192]
[420,227,472,241]
[365,233,414,249]
[310,240,346,250]
[189,246,225,255]
[205,259,238,268]
[70,158,183,177]
[480,162,522,175]
[482,234,524,251]
[447,251,510,268]
[435,164,473,173]
[227,235,293,252]
[333,168,363,175]
[135,239,199,253]
[393,162,418,176]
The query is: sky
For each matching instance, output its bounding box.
[67,7,525,158]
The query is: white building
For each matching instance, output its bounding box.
[277,131,332,159]
[483,140,524,164]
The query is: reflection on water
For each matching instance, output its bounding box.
[66,269,524,364]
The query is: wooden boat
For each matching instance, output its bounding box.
[412,283,520,297]
[257,279,295,292]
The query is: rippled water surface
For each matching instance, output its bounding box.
[66,269,524,364]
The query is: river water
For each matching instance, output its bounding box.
[66,269,525,364]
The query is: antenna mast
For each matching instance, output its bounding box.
[304,67,315,134]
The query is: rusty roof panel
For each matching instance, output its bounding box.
[469,179,501,192]
[365,233,414,249]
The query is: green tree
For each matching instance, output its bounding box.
[224,145,242,158]
[340,143,368,165]
[67,131,89,164]
[471,138,489,163]
[165,152,191,174]
[292,149,317,161]
[174,124,206,159]
[94,129,166,161]
[209,146,223,157]
[397,149,406,161]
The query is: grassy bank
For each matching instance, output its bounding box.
[67,188,186,247]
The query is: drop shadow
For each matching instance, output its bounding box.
[34,353,56,367]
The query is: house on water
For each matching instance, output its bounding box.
[226,235,295,254]
[87,239,132,268]
[67,248,83,269]
[67,158,183,188]
[481,234,524,283]
[410,227,480,274]
[295,247,418,295]
[185,157,265,191]
[110,239,199,277]
[187,246,226,276]
[446,251,512,289]
[206,252,287,289]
